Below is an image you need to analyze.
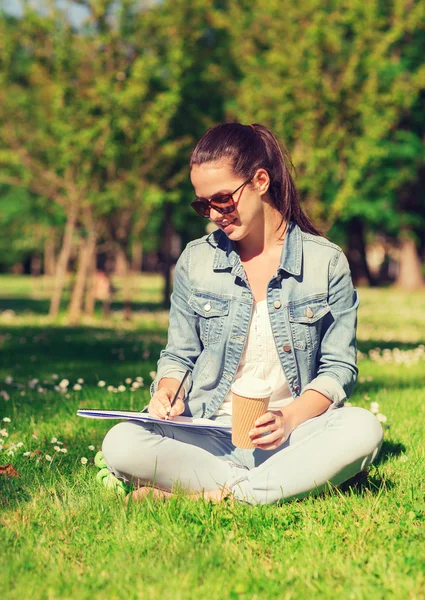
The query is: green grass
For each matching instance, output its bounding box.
[1,277,424,599]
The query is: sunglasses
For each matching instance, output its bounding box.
[190,176,253,218]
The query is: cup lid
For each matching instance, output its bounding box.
[231,376,272,399]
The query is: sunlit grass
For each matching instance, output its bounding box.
[1,277,424,599]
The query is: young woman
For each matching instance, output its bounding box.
[102,122,383,505]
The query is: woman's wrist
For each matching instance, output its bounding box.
[278,390,333,431]
[277,405,299,435]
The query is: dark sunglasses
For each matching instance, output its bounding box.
[190,176,253,218]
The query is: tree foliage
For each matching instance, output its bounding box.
[0,0,424,305]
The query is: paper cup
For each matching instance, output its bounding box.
[231,393,270,448]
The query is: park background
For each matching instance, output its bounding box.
[1,1,424,599]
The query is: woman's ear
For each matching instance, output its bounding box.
[254,168,270,195]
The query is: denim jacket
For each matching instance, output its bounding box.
[151,221,359,418]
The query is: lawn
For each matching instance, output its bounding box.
[1,276,424,599]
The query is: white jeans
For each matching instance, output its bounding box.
[102,406,383,505]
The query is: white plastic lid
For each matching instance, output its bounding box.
[231,376,272,399]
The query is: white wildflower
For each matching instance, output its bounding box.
[132,381,140,389]
[80,457,88,465]
[20,391,26,396]
[51,437,58,444]
[136,376,144,383]
[59,379,69,389]
[16,442,24,448]
[54,386,61,392]
[51,374,58,380]
[5,376,13,385]
[117,385,126,392]
[3,417,11,423]
[399,455,409,463]
[73,384,82,391]
[376,413,387,423]
[54,446,61,452]
[88,445,95,451]
[23,451,31,457]
[125,378,132,384]
[77,378,84,384]
[0,429,8,437]
[98,380,106,387]
[56,441,64,445]
[60,448,67,454]
[370,402,380,414]
[149,371,157,380]
[6,449,14,457]
[45,454,53,462]
[1,391,10,401]
[107,385,114,392]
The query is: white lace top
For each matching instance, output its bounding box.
[214,299,293,417]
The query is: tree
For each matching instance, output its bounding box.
[0,1,185,320]
[224,0,425,286]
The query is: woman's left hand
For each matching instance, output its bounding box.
[248,410,294,451]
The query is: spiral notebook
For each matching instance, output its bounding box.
[77,409,232,431]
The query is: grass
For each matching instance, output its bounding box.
[0,276,424,599]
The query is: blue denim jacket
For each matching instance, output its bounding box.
[151,221,359,418]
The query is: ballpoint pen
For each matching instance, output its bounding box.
[165,370,190,419]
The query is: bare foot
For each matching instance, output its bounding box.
[125,486,173,504]
[125,485,234,505]
[187,487,234,504]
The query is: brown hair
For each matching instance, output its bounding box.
[190,122,321,236]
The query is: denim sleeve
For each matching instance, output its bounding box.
[301,250,359,406]
[150,247,201,399]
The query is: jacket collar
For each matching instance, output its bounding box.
[208,220,302,276]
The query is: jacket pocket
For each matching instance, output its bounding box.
[288,297,330,351]
[188,291,230,346]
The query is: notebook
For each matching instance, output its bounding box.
[77,409,232,431]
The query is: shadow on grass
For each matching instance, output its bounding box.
[0,324,167,385]
[0,297,163,316]
[358,339,424,353]
[336,438,405,497]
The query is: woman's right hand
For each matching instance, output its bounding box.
[147,388,185,420]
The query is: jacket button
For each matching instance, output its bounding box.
[283,345,292,353]
[306,307,314,318]
[204,302,211,312]
[273,300,281,309]
[293,385,300,392]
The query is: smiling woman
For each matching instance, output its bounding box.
[101,122,383,505]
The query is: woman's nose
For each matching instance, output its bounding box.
[209,207,223,222]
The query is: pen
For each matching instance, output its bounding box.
[165,370,190,419]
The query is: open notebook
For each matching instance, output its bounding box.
[77,409,232,431]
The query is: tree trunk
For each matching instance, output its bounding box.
[44,238,56,276]
[118,248,132,321]
[346,217,374,286]
[162,203,173,308]
[30,253,42,276]
[84,251,97,317]
[395,235,425,290]
[132,241,143,272]
[68,228,97,324]
[49,209,77,319]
